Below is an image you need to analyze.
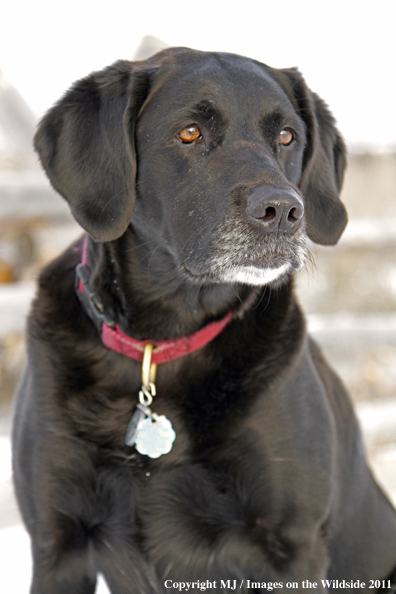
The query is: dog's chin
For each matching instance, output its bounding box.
[183,261,296,287]
[216,263,291,286]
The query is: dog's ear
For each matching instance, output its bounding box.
[34,61,152,241]
[279,68,347,245]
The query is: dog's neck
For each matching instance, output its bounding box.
[84,230,263,342]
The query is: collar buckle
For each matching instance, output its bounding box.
[75,263,115,334]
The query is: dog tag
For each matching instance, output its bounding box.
[125,404,152,446]
[135,415,176,458]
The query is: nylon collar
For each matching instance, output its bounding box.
[75,236,233,365]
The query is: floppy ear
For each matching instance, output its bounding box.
[280,68,347,245]
[34,61,152,241]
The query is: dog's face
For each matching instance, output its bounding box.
[34,48,347,288]
[134,53,307,287]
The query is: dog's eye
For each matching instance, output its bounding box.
[279,128,294,146]
[176,125,202,144]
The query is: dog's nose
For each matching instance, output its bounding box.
[246,185,304,235]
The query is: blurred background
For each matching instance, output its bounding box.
[1,1,395,590]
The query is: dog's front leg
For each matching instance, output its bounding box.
[30,542,97,594]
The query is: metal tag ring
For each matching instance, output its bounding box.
[139,384,154,406]
[142,343,157,387]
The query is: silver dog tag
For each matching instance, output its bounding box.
[125,355,176,457]
[135,414,176,458]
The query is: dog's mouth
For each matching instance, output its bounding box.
[182,254,303,286]
[182,262,291,286]
[182,224,307,287]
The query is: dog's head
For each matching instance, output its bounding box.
[35,48,347,288]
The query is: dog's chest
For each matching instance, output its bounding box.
[130,362,334,579]
[136,424,332,580]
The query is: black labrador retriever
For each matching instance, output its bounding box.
[12,47,396,593]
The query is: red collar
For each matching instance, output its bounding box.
[75,236,232,365]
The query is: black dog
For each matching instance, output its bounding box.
[13,48,396,593]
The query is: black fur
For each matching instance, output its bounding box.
[13,48,396,593]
